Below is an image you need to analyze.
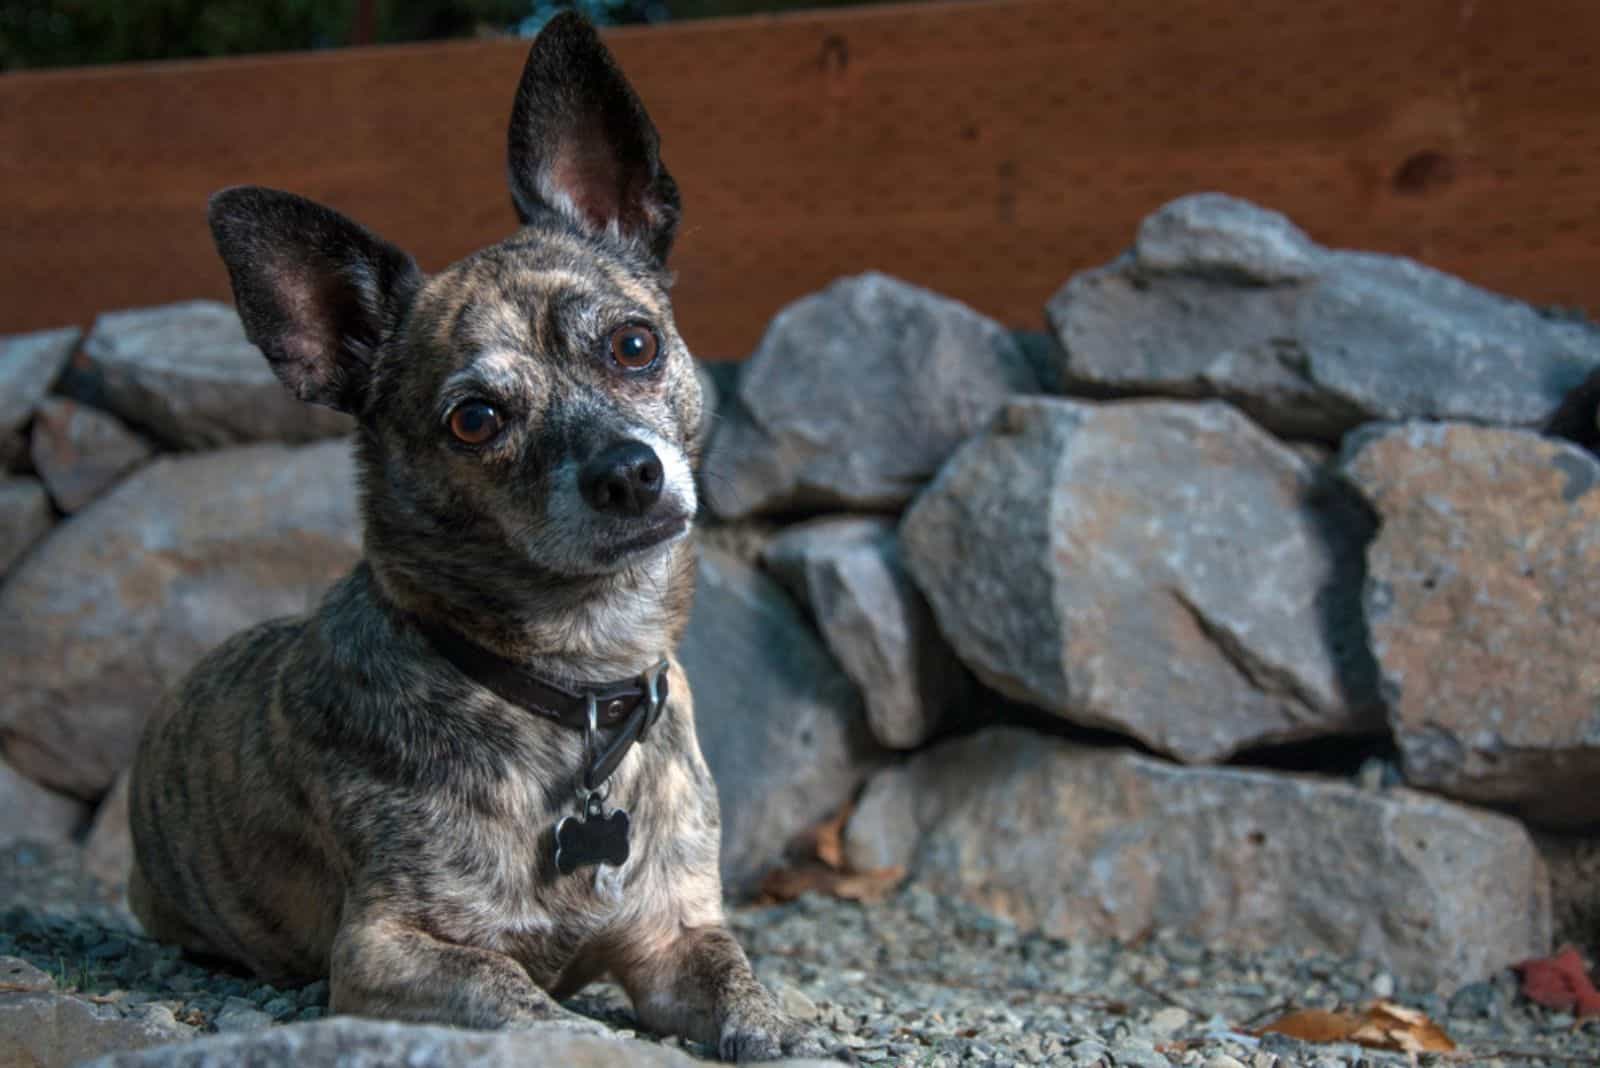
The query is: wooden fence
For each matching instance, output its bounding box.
[3,0,1598,358]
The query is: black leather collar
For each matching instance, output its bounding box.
[417,620,669,791]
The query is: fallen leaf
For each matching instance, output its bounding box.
[813,799,853,871]
[757,864,905,905]
[1257,1008,1361,1045]
[1256,1000,1455,1053]
[1513,945,1600,1017]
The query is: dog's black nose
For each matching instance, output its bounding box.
[580,440,664,517]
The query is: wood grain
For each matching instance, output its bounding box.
[3,0,1598,358]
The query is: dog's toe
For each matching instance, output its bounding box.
[719,1025,783,1062]
[719,1011,842,1063]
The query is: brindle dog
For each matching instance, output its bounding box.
[128,14,827,1060]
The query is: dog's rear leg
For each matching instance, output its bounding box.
[615,924,831,1062]
[330,912,604,1034]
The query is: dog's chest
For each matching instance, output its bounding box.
[428,754,682,967]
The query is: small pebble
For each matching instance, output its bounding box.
[1149,1006,1191,1037]
[1371,972,1395,999]
[213,1005,274,1033]
[1204,1057,1247,1068]
[261,996,296,1019]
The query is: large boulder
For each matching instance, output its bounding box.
[678,547,880,895]
[82,1015,835,1068]
[0,326,79,438]
[0,984,196,1068]
[703,273,1043,518]
[29,398,153,513]
[900,397,1380,763]
[0,441,361,799]
[0,759,86,847]
[84,771,134,891]
[0,478,52,576]
[846,728,1551,992]
[1340,422,1600,827]
[66,302,353,450]
[761,517,973,749]
[1047,194,1600,440]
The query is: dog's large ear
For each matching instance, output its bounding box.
[208,186,422,414]
[507,13,681,264]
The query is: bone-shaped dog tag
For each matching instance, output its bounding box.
[554,801,630,875]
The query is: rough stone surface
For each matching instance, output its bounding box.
[1047,193,1600,440]
[693,359,719,455]
[29,398,153,513]
[0,989,196,1068]
[703,273,1042,518]
[3,841,1592,1068]
[0,432,24,473]
[1537,832,1600,951]
[0,326,78,438]
[0,441,361,799]
[1340,422,1600,826]
[845,727,1551,992]
[82,1016,836,1068]
[66,302,353,450]
[900,397,1380,763]
[84,771,133,891]
[0,957,54,994]
[0,758,85,847]
[0,478,52,576]
[761,517,973,749]
[678,547,880,895]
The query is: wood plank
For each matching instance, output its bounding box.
[2,0,1598,359]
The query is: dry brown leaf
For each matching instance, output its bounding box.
[812,799,853,871]
[1257,1008,1361,1044]
[758,864,905,905]
[1256,1001,1454,1053]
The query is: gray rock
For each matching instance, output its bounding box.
[29,398,153,513]
[0,326,78,437]
[703,273,1043,518]
[1340,422,1600,826]
[0,477,52,576]
[1047,193,1600,440]
[0,431,24,473]
[0,990,196,1068]
[0,441,361,798]
[68,302,353,450]
[693,360,720,455]
[0,759,85,847]
[84,771,133,890]
[1537,832,1600,951]
[900,397,1380,763]
[82,1015,838,1068]
[211,1003,274,1034]
[0,958,54,994]
[762,517,973,749]
[679,547,880,895]
[846,727,1551,991]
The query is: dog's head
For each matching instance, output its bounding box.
[209,15,701,607]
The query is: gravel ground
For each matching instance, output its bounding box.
[3,839,1597,1066]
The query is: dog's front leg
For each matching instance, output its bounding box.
[331,911,604,1034]
[616,923,831,1061]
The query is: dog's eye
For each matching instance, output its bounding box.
[448,402,502,445]
[608,324,659,370]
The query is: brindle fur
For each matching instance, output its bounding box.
[128,14,826,1060]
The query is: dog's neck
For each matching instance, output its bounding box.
[369,541,693,685]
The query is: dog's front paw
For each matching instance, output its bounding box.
[718,1004,842,1063]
